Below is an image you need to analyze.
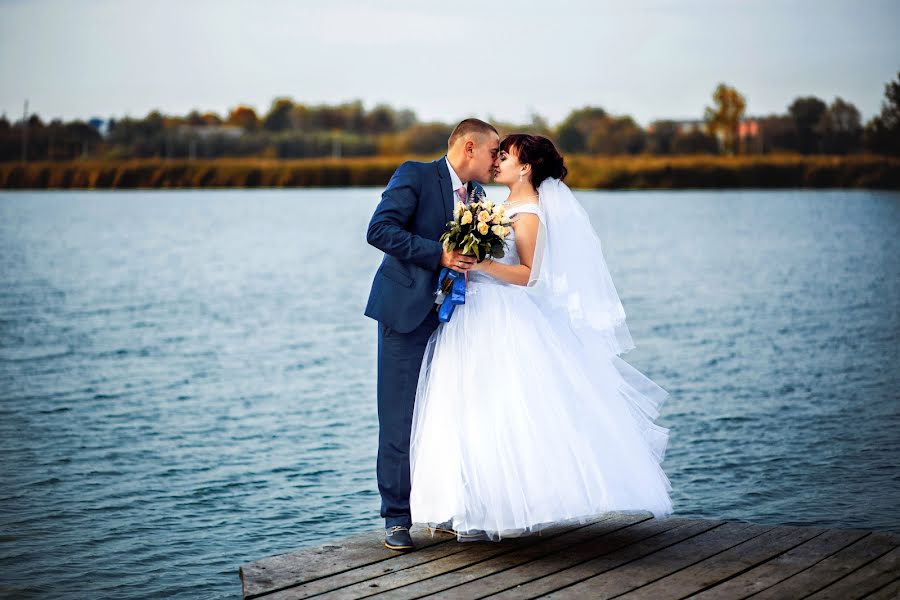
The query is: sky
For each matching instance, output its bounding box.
[1,0,898,127]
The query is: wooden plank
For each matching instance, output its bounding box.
[540,521,774,598]
[414,516,692,600]
[488,519,724,599]
[864,575,900,599]
[370,514,663,600]
[283,515,633,600]
[804,546,900,600]
[255,529,481,599]
[750,532,900,600]
[615,524,826,599]
[238,521,900,600]
[238,527,454,598]
[689,527,871,599]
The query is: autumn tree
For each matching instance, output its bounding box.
[704,83,747,154]
[227,105,259,131]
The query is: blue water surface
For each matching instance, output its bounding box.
[1,188,898,599]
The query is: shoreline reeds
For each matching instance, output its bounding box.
[1,154,897,190]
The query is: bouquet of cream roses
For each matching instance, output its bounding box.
[434,194,512,322]
[440,198,512,261]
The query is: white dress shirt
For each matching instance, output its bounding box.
[445,156,467,199]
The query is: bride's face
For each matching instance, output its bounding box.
[494,146,529,186]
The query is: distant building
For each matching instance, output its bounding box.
[176,124,244,139]
[647,118,761,136]
[88,117,109,137]
[673,119,706,133]
[738,120,760,138]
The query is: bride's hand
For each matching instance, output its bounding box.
[469,257,492,272]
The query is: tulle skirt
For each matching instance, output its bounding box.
[409,277,674,542]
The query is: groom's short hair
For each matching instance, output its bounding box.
[448,118,498,148]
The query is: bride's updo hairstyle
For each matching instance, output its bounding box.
[500,134,568,188]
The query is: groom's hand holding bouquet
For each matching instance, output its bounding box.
[434,191,512,322]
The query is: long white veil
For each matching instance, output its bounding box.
[526,177,636,356]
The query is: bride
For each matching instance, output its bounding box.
[408,134,674,541]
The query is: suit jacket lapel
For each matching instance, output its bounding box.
[436,156,454,221]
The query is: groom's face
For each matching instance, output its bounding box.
[470,133,501,184]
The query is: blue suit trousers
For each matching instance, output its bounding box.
[376,307,440,528]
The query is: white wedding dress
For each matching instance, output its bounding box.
[409,180,674,541]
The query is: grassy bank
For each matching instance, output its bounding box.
[1,155,898,190]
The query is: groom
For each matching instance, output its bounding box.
[365,118,500,551]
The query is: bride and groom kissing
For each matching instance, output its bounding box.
[365,118,673,551]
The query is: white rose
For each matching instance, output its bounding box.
[477,221,489,235]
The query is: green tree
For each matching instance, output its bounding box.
[673,129,720,154]
[556,122,586,153]
[525,113,552,136]
[263,97,295,132]
[757,115,798,153]
[818,98,862,154]
[704,83,747,154]
[788,96,827,153]
[366,104,397,134]
[647,120,680,154]
[555,107,608,153]
[404,123,452,155]
[185,110,206,126]
[864,70,900,155]
[587,116,645,155]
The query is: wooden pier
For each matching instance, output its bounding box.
[238,514,900,599]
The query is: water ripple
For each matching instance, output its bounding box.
[0,188,898,599]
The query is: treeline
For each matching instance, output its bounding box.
[1,72,898,162]
[2,155,898,190]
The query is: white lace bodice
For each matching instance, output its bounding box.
[468,203,543,284]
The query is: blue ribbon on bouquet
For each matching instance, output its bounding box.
[435,267,466,323]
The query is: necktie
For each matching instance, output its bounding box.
[456,185,468,204]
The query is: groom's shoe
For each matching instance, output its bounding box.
[384,525,415,551]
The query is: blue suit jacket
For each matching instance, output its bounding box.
[365,157,484,333]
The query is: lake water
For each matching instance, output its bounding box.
[1,187,898,599]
